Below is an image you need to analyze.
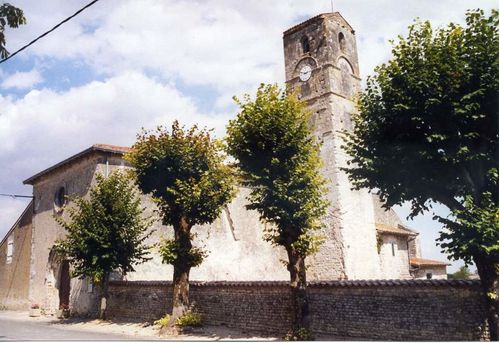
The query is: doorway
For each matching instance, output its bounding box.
[58,260,70,308]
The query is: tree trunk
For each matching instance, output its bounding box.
[474,255,498,341]
[170,216,192,324]
[99,272,110,320]
[285,244,310,333]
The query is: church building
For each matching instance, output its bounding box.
[0,12,449,315]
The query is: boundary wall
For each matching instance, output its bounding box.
[107,279,488,341]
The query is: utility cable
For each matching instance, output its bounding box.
[0,0,100,65]
[0,193,33,199]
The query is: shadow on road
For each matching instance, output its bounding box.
[47,316,279,341]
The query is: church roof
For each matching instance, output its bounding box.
[23,144,130,185]
[410,258,451,267]
[0,200,33,247]
[283,12,354,37]
[376,223,418,236]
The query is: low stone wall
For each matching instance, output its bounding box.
[107,279,488,340]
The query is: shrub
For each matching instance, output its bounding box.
[175,311,202,327]
[283,327,315,341]
[153,314,171,327]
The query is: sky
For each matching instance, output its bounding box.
[0,0,496,273]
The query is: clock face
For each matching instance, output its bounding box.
[299,65,312,82]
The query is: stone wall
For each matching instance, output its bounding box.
[107,279,488,341]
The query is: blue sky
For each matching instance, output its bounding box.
[1,0,496,272]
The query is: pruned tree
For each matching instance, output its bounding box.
[226,84,328,339]
[0,3,26,59]
[55,172,153,319]
[126,121,235,323]
[343,9,498,339]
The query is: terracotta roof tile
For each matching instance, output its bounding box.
[410,258,451,267]
[375,223,417,236]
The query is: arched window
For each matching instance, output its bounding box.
[338,32,346,51]
[54,186,66,209]
[301,36,310,54]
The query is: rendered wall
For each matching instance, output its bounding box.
[414,266,448,280]
[27,151,289,315]
[107,279,489,341]
[378,234,411,279]
[0,202,33,310]
[29,152,121,315]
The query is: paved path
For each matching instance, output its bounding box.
[0,311,278,341]
[0,311,153,341]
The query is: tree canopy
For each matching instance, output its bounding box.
[126,120,235,322]
[55,171,153,318]
[226,84,328,253]
[126,121,235,229]
[226,84,328,338]
[0,3,26,59]
[343,9,498,339]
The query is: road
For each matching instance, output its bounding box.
[0,312,141,341]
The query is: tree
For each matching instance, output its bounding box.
[343,9,498,339]
[126,121,235,323]
[0,3,26,59]
[226,84,328,338]
[55,172,153,319]
[449,266,472,280]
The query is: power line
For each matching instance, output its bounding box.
[0,0,101,65]
[0,193,33,199]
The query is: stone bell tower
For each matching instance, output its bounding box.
[283,13,381,280]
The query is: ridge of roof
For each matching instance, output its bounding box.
[283,12,354,37]
[23,144,131,185]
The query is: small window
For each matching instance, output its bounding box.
[391,242,396,257]
[338,32,346,51]
[426,273,433,280]
[6,237,13,264]
[301,36,310,54]
[54,186,66,209]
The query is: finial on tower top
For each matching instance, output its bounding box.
[330,0,334,13]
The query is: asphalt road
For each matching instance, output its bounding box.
[0,316,138,341]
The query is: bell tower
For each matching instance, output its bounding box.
[283,13,381,280]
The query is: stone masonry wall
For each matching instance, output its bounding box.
[107,279,488,340]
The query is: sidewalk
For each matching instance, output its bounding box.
[0,310,279,341]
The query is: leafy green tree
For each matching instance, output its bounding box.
[0,3,26,59]
[343,10,498,339]
[449,266,472,280]
[55,172,153,319]
[226,84,328,337]
[126,121,235,323]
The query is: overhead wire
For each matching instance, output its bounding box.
[0,0,101,65]
[0,193,33,199]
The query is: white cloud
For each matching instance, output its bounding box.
[7,0,496,107]
[0,71,229,238]
[1,69,43,90]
